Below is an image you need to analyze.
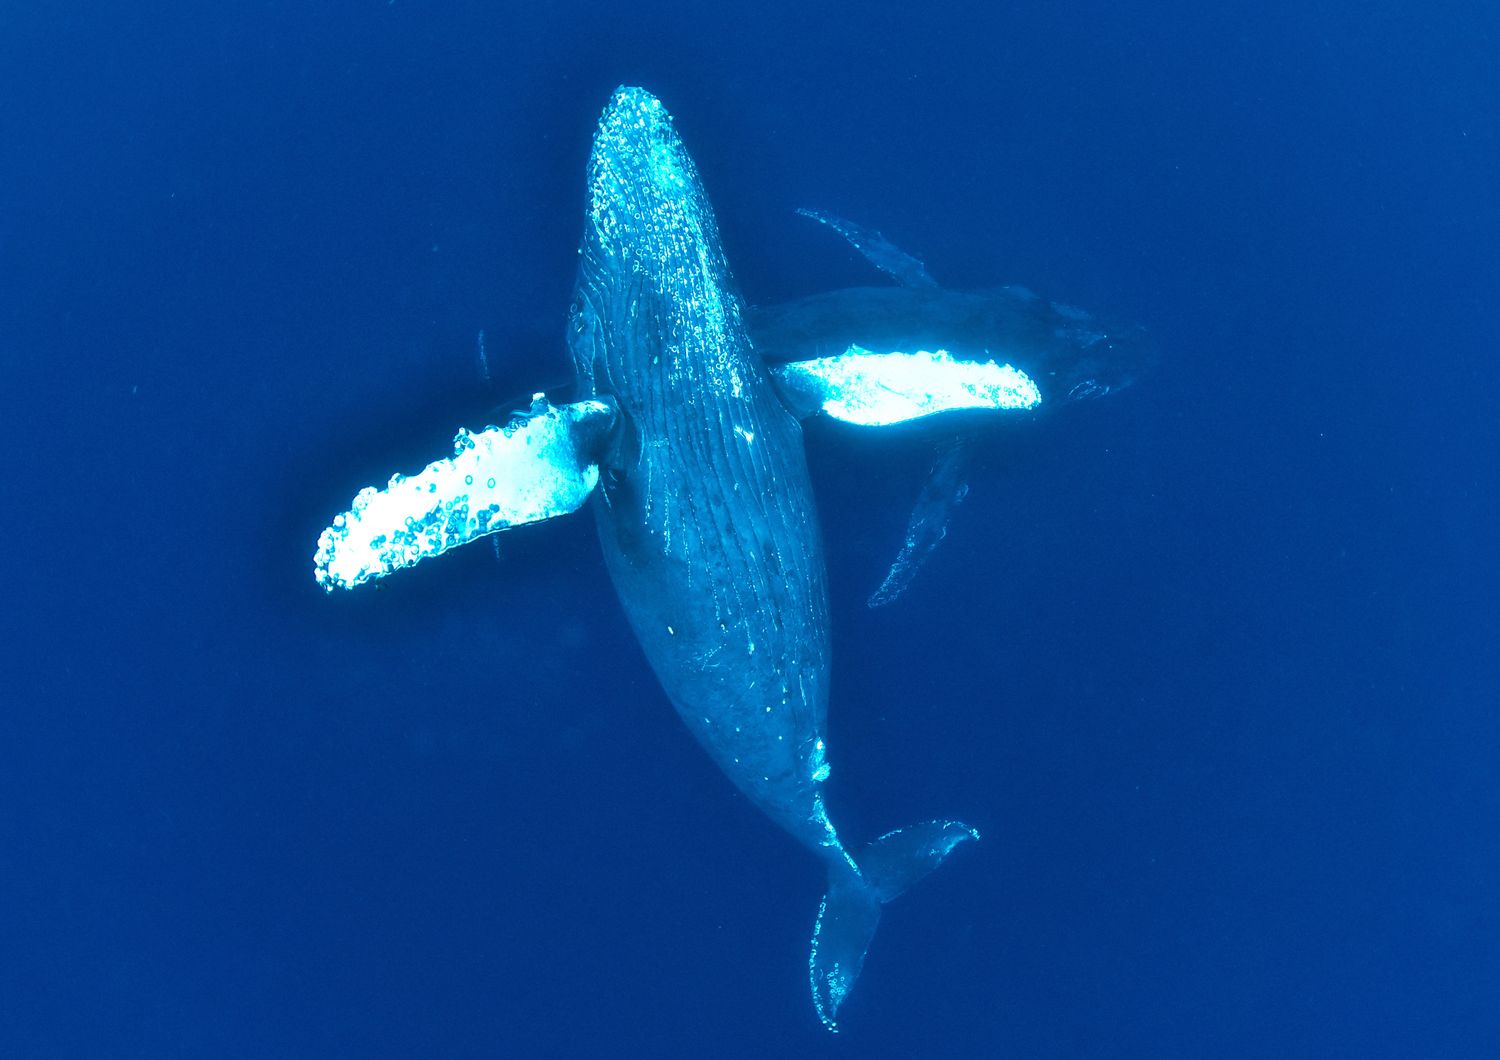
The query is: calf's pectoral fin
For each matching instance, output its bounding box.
[770,346,1041,427]
[313,394,617,591]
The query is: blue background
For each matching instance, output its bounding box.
[4,1,1496,1055]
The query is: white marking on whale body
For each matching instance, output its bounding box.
[811,737,830,782]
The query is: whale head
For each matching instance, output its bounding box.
[568,86,748,415]
[1054,319,1158,402]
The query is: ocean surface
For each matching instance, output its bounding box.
[4,2,1496,1056]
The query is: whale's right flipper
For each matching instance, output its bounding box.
[314,394,617,591]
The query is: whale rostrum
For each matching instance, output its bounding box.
[313,86,1144,1030]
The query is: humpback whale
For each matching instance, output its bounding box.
[313,87,1139,1030]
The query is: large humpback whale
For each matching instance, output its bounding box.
[313,86,1142,1030]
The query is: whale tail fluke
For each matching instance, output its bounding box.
[810,820,979,1031]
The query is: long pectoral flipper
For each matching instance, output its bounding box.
[770,346,1040,426]
[314,394,616,591]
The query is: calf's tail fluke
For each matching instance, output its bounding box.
[810,820,980,1031]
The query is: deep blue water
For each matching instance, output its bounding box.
[4,2,1497,1056]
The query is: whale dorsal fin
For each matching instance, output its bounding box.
[314,394,617,591]
[796,208,939,290]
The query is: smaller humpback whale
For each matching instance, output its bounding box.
[312,87,1137,1030]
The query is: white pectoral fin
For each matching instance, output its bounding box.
[314,394,616,591]
[770,346,1041,427]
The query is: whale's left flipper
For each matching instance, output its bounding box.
[812,820,980,1031]
[314,394,617,591]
